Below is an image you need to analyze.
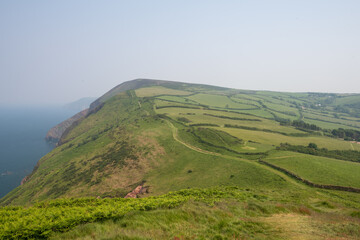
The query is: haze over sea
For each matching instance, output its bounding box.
[0,106,76,198]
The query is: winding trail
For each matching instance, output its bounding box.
[166,120,306,189]
[167,120,222,156]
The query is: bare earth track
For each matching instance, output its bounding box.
[166,120,307,190]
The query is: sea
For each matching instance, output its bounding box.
[0,106,77,198]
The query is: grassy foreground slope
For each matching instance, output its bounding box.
[2,187,360,240]
[1,79,360,239]
[1,85,293,205]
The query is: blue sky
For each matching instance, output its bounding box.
[1,1,359,105]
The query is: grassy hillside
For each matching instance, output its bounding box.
[1,79,360,239]
[2,187,360,239]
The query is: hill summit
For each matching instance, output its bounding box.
[3,78,360,205]
[1,79,360,239]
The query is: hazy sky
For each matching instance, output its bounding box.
[1,1,360,105]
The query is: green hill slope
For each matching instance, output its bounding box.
[1,79,360,239]
[3,79,360,203]
[1,89,291,205]
[2,187,360,240]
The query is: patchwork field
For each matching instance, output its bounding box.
[186,93,257,109]
[155,108,304,134]
[2,79,360,239]
[218,127,360,151]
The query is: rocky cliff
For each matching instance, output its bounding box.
[48,79,225,144]
[45,108,89,143]
[89,78,173,110]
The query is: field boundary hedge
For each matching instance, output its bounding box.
[189,123,220,127]
[224,124,310,137]
[155,105,201,110]
[259,160,360,193]
[203,113,261,122]
[277,143,360,163]
[304,116,360,130]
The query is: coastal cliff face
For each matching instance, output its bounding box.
[89,78,169,110]
[45,80,163,144]
[88,78,216,110]
[3,78,360,210]
[46,79,187,144]
[45,109,89,143]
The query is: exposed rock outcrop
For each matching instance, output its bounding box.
[20,175,30,185]
[124,185,148,198]
[45,109,89,143]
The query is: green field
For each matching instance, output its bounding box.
[135,86,191,97]
[155,108,304,135]
[2,79,360,239]
[233,93,264,102]
[143,120,291,194]
[334,95,360,105]
[177,125,275,154]
[265,151,360,188]
[263,102,299,116]
[268,110,300,121]
[157,95,198,104]
[187,93,256,109]
[303,117,359,130]
[229,96,261,107]
[235,108,275,118]
[302,111,360,129]
[219,127,360,151]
